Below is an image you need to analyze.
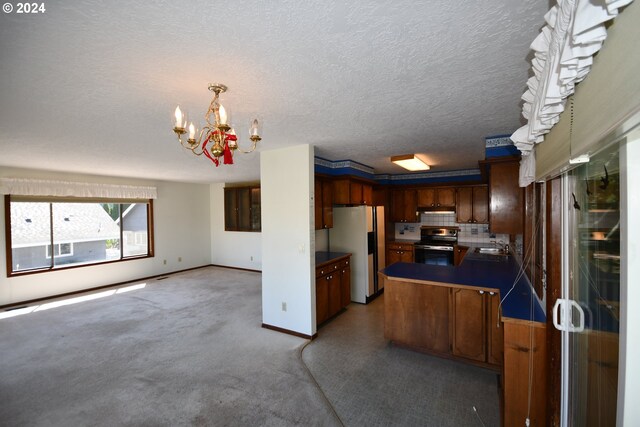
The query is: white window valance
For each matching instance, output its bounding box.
[0,178,157,199]
[511,0,634,187]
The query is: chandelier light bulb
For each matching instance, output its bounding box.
[250,119,259,136]
[174,106,184,129]
[218,105,228,125]
[228,128,237,148]
[188,122,196,139]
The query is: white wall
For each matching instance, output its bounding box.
[209,183,262,270]
[619,133,640,426]
[261,145,315,336]
[0,167,211,306]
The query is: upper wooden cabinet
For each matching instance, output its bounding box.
[333,178,373,205]
[489,160,524,234]
[417,187,456,208]
[315,176,334,230]
[224,186,261,232]
[391,189,417,223]
[456,185,488,224]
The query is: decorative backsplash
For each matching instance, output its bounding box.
[395,212,510,245]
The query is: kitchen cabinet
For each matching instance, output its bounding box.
[333,178,373,205]
[314,176,333,230]
[451,288,503,365]
[487,291,503,365]
[224,186,261,231]
[453,245,469,266]
[384,279,450,354]
[417,187,456,208]
[451,288,486,362]
[316,255,351,326]
[386,242,414,264]
[456,186,488,224]
[340,261,351,308]
[381,274,504,369]
[503,319,547,426]
[391,189,417,222]
[327,273,341,318]
[316,274,329,324]
[489,160,523,234]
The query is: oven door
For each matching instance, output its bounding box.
[414,245,454,266]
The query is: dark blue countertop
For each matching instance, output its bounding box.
[380,251,546,323]
[315,251,351,267]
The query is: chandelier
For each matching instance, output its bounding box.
[172,83,261,167]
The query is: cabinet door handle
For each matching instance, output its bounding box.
[479,290,485,295]
[437,203,440,207]
[468,219,472,223]
[489,291,495,296]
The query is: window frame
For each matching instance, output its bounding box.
[4,195,154,277]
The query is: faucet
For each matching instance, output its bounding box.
[495,240,510,253]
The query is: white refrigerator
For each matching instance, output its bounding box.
[329,206,386,304]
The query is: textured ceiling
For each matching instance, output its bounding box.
[0,1,547,184]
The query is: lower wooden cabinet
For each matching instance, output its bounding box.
[384,280,450,354]
[383,277,503,368]
[451,288,503,366]
[487,291,503,365]
[453,245,469,266]
[451,288,486,362]
[316,275,329,324]
[387,242,414,264]
[340,265,351,308]
[316,256,351,326]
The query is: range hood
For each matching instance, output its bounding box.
[417,206,456,213]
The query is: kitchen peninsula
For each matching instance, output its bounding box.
[379,249,547,426]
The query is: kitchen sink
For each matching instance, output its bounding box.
[475,247,509,256]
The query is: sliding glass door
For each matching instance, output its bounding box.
[562,143,620,426]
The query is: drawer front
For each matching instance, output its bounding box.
[389,243,414,251]
[316,259,347,277]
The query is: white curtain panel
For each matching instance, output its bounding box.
[0,177,157,199]
[511,0,634,187]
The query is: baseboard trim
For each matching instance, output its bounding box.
[365,287,385,304]
[262,323,317,340]
[210,264,262,273]
[0,264,211,310]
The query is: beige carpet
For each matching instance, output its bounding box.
[0,267,338,426]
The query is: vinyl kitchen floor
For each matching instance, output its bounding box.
[303,295,501,427]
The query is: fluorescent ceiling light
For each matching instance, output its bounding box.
[391,154,430,171]
[569,154,590,164]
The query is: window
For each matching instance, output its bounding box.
[45,243,74,258]
[6,196,154,276]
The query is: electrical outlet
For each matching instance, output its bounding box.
[281,302,287,312]
[178,257,182,262]
[163,259,167,265]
